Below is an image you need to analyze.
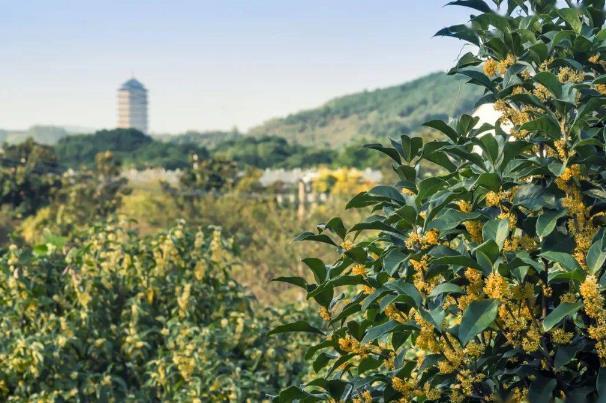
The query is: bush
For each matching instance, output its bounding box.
[275,1,606,401]
[0,220,314,401]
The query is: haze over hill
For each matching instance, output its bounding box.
[2,72,483,148]
[248,72,483,147]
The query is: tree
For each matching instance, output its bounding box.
[20,151,130,242]
[0,139,62,217]
[274,1,606,401]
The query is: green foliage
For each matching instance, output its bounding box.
[0,139,62,217]
[250,72,482,147]
[55,129,209,170]
[20,151,130,243]
[276,1,606,401]
[0,221,315,401]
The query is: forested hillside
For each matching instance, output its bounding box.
[249,72,482,146]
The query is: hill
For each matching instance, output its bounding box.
[248,72,483,147]
[0,126,73,145]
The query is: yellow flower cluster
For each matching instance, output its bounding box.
[340,239,354,251]
[533,83,552,101]
[319,307,331,321]
[559,164,582,182]
[557,176,596,267]
[458,268,484,311]
[484,272,509,300]
[359,285,375,295]
[580,276,606,362]
[456,200,472,213]
[495,100,532,127]
[484,58,498,77]
[352,390,372,403]
[589,54,601,64]
[385,304,407,323]
[553,139,568,161]
[539,57,555,72]
[497,54,517,75]
[551,328,574,344]
[485,191,503,207]
[557,67,584,83]
[405,229,440,250]
[351,264,367,276]
[597,84,606,96]
[455,369,486,397]
[464,220,483,243]
[503,234,537,252]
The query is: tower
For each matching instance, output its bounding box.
[117,78,148,133]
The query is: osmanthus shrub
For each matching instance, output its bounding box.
[0,220,313,401]
[273,1,606,401]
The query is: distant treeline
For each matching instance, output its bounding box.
[52,128,391,170]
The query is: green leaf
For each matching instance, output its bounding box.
[540,251,582,272]
[358,356,382,374]
[361,320,400,344]
[401,135,423,162]
[528,376,557,403]
[294,232,337,246]
[364,143,401,163]
[417,177,448,205]
[32,244,49,257]
[423,120,459,142]
[272,276,308,290]
[587,240,606,274]
[269,321,324,336]
[536,209,566,238]
[367,186,405,204]
[313,352,334,373]
[275,386,317,402]
[428,282,464,298]
[432,255,482,271]
[597,367,606,398]
[446,0,492,13]
[482,219,509,250]
[427,208,482,232]
[319,217,347,239]
[458,299,499,345]
[542,302,582,332]
[303,258,327,283]
[534,71,562,98]
[558,8,582,33]
[385,280,422,307]
[435,24,480,46]
[384,249,406,275]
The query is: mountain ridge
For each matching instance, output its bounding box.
[248,71,482,147]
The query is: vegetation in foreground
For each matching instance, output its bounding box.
[275,1,606,401]
[0,221,316,401]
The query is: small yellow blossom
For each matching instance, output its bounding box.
[551,328,574,344]
[351,264,367,276]
[484,58,498,77]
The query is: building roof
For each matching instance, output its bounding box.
[120,78,146,91]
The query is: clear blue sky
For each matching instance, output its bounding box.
[0,1,474,133]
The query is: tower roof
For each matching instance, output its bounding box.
[120,78,146,91]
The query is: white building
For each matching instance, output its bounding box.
[117,78,148,133]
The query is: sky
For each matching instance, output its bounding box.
[0,1,475,134]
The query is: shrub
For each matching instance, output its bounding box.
[274,1,606,401]
[0,220,313,401]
